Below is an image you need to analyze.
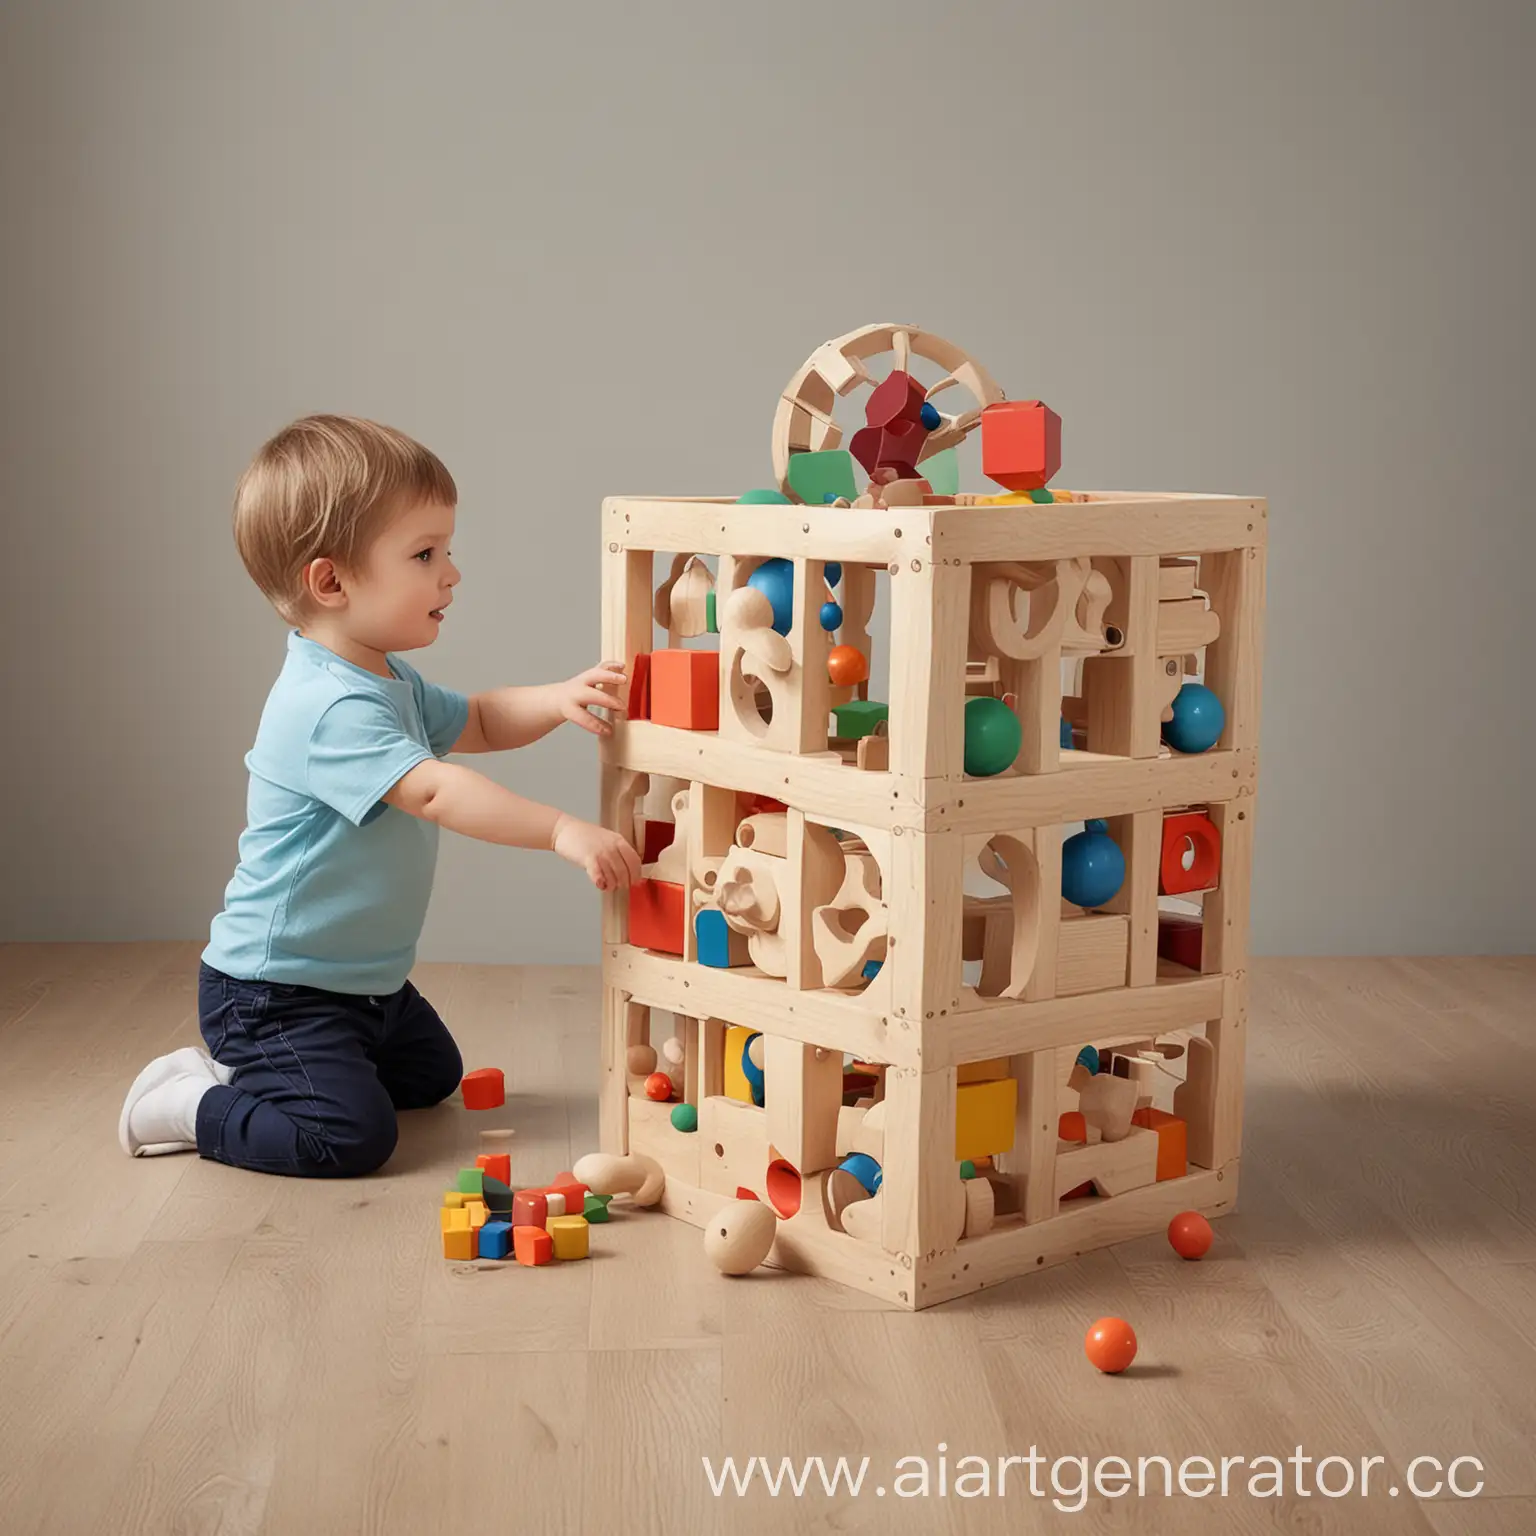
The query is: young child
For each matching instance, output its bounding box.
[119,415,640,1175]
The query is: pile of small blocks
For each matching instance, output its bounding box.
[439,1152,614,1265]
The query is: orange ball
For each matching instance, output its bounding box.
[643,1071,673,1102]
[1168,1210,1214,1260]
[1085,1316,1138,1374]
[827,645,869,686]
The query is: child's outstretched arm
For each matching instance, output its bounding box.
[453,662,627,753]
[385,759,641,891]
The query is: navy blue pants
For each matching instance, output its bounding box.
[195,962,463,1177]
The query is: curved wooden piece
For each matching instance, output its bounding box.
[810,850,889,988]
[773,323,1006,494]
[974,835,1041,1000]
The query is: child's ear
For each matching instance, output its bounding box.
[303,557,347,609]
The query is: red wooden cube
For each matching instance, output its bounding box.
[981,399,1062,492]
[460,1067,505,1110]
[512,1190,548,1228]
[476,1152,511,1186]
[629,877,685,955]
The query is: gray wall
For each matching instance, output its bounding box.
[2,0,1531,958]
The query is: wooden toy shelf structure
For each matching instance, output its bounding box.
[599,365,1264,1312]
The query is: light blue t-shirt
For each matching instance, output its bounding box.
[203,631,469,996]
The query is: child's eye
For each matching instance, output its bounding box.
[415,549,433,563]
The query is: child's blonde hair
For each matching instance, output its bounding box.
[233,415,457,623]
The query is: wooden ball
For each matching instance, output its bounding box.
[644,1071,673,1102]
[1085,1317,1138,1374]
[704,1199,778,1275]
[627,1044,658,1077]
[1167,1210,1214,1260]
[827,645,870,687]
[661,1036,685,1067]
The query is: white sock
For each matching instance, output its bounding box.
[124,1072,214,1156]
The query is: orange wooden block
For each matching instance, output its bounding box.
[629,877,685,955]
[650,648,720,731]
[1131,1107,1189,1181]
[981,399,1062,492]
[461,1067,505,1110]
[514,1224,554,1266]
[442,1224,475,1261]
[476,1152,511,1186]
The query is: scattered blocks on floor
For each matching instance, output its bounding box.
[548,1214,590,1260]
[584,1193,613,1223]
[442,1209,475,1261]
[650,648,720,731]
[455,1168,485,1195]
[464,1200,488,1229]
[477,1220,512,1260]
[481,1175,514,1216]
[461,1068,505,1110]
[514,1225,555,1267]
[476,1152,511,1186]
[513,1190,549,1228]
[549,1177,589,1217]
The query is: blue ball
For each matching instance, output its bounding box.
[1075,1045,1100,1075]
[839,1153,883,1195]
[824,561,843,588]
[1062,818,1126,908]
[1163,683,1225,753]
[920,401,941,431]
[746,558,795,636]
[1060,715,1074,749]
[819,600,843,632]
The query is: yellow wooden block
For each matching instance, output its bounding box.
[465,1200,488,1229]
[955,1078,1018,1162]
[724,1025,757,1104]
[442,1224,476,1260]
[440,1206,467,1233]
[957,1056,1010,1085]
[548,1214,590,1260]
[442,1190,470,1207]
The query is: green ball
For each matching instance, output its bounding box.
[736,488,792,504]
[964,696,1022,777]
[670,1102,699,1133]
[959,1159,978,1180]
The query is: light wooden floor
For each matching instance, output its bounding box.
[1,945,1533,1534]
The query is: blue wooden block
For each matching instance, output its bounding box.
[478,1220,512,1260]
[695,907,746,969]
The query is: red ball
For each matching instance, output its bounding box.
[1168,1210,1214,1260]
[1085,1316,1138,1374]
[643,1071,673,1102]
[827,645,869,687]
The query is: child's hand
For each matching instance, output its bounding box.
[552,815,642,891]
[553,661,628,737]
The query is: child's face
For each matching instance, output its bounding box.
[342,499,460,653]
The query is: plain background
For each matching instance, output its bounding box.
[1,0,1530,959]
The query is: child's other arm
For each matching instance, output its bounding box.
[451,662,627,753]
[384,760,640,891]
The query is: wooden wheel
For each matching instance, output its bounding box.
[771,323,1006,497]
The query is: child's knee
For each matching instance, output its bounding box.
[303,1109,399,1177]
